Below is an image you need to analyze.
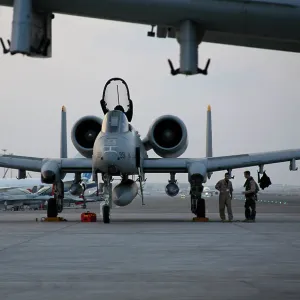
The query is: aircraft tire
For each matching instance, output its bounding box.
[47,198,58,218]
[102,205,110,223]
[196,198,206,218]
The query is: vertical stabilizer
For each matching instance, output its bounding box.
[60,105,68,158]
[206,105,213,158]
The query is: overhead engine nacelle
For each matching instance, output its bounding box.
[112,179,138,207]
[71,116,102,158]
[143,115,188,158]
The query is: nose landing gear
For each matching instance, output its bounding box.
[97,173,113,224]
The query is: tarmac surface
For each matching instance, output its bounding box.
[0,192,299,300]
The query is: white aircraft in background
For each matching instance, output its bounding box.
[202,187,218,197]
[0,172,92,193]
[0,106,92,196]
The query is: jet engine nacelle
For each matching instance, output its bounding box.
[165,182,180,197]
[143,115,188,158]
[41,160,60,184]
[71,116,103,158]
[112,179,138,207]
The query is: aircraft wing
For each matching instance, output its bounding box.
[0,155,44,172]
[0,155,92,173]
[142,149,300,173]
[1,148,300,177]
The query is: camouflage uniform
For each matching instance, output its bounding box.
[244,177,257,221]
[215,179,233,221]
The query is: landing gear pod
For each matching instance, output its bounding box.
[8,0,53,57]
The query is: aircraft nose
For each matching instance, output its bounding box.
[101,152,120,174]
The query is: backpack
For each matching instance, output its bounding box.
[254,181,260,194]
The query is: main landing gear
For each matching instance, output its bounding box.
[47,180,64,218]
[94,172,113,223]
[190,175,208,221]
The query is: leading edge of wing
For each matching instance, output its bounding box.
[143,158,190,173]
[0,155,92,173]
[0,155,43,172]
[60,158,92,172]
[143,149,300,173]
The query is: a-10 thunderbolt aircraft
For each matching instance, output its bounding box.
[0,1,300,76]
[1,77,300,223]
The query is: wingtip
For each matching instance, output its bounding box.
[207,104,211,111]
[62,105,66,112]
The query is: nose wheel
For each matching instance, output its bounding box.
[102,205,110,223]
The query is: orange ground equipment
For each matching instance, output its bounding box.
[81,212,97,222]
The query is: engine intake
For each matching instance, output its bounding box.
[71,116,102,158]
[143,115,188,158]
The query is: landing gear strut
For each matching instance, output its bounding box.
[190,175,208,220]
[168,20,211,76]
[95,173,113,223]
[47,180,64,218]
[191,196,206,218]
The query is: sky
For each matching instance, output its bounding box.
[0,6,300,188]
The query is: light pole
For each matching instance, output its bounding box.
[9,153,13,178]
[2,149,7,177]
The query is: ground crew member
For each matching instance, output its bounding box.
[243,170,258,222]
[215,172,233,221]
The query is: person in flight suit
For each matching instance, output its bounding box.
[243,170,258,222]
[215,172,233,222]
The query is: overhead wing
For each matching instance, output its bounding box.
[203,31,300,54]
[142,148,300,173]
[0,155,92,173]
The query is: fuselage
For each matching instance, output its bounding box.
[1,0,300,43]
[92,110,145,175]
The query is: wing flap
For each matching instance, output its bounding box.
[207,149,300,172]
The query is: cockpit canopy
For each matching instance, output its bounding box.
[100,77,133,122]
[102,110,129,133]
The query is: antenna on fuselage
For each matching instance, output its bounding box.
[116,85,120,105]
[100,77,134,122]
